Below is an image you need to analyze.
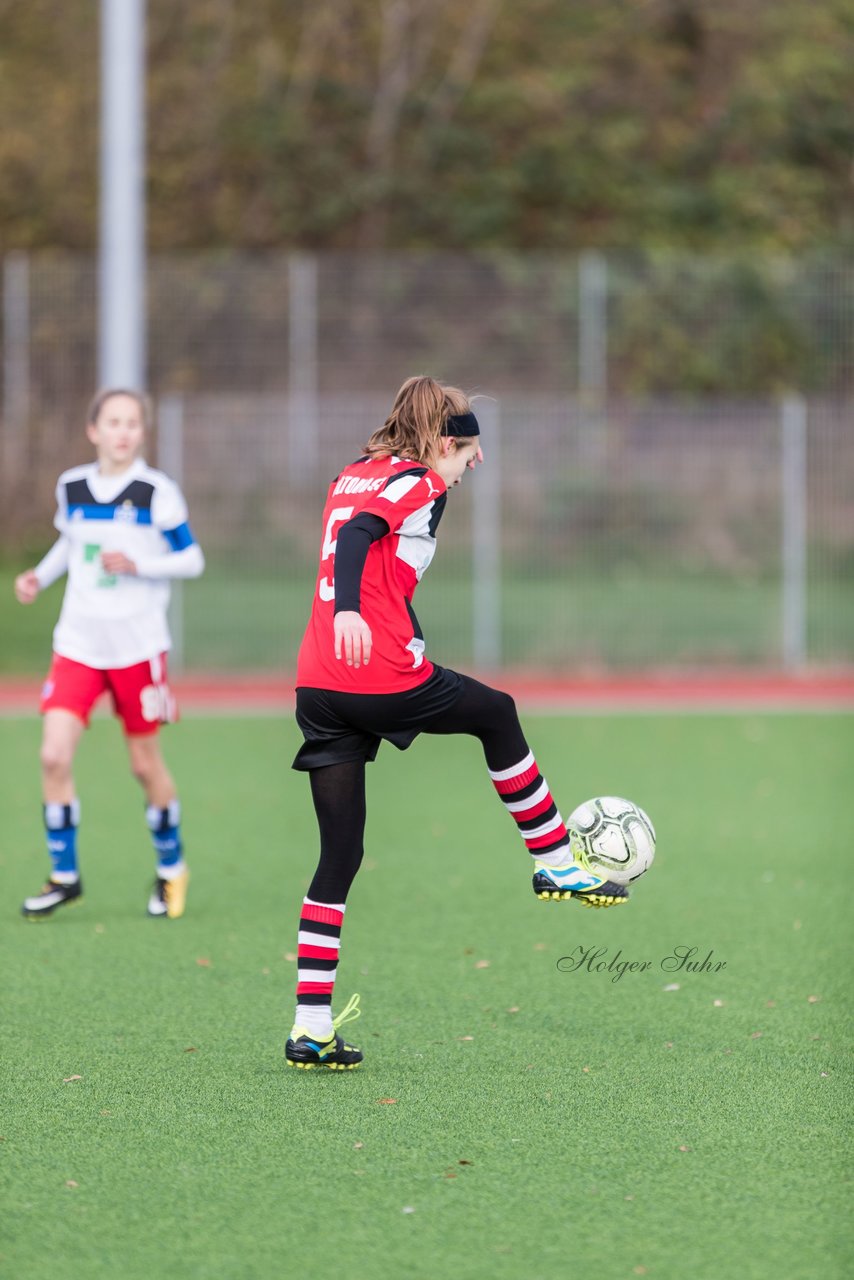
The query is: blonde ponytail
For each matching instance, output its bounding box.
[364,376,472,462]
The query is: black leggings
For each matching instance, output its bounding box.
[305,675,529,903]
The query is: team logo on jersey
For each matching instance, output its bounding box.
[114,500,138,523]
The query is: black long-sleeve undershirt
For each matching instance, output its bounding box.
[333,512,390,614]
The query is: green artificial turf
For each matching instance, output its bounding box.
[1,712,851,1280]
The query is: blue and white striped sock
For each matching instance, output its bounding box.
[146,800,185,879]
[44,799,81,884]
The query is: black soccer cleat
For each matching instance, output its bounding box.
[21,878,83,919]
[285,1031,364,1071]
[285,993,363,1071]
[570,880,630,909]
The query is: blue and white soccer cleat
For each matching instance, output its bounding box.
[532,859,629,908]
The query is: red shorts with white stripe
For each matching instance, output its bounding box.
[40,652,178,736]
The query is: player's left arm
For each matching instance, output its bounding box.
[103,479,205,579]
[332,512,390,667]
[333,472,443,666]
[102,544,204,579]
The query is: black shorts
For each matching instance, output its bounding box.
[293,664,465,771]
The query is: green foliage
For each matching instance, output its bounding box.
[607,252,846,394]
[0,0,851,253]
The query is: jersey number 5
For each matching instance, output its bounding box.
[318,506,355,602]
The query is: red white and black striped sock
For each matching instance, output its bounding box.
[293,897,344,1040]
[488,750,572,866]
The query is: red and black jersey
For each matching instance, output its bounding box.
[296,455,448,694]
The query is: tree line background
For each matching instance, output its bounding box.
[1,0,851,254]
[0,1,851,661]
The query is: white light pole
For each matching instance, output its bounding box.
[99,0,146,389]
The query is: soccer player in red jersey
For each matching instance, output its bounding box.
[14,389,204,921]
[286,375,629,1071]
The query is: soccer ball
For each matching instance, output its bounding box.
[567,796,656,886]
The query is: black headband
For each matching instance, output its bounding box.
[442,411,480,437]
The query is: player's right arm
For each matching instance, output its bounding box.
[16,475,73,604]
[15,536,71,603]
[14,569,39,604]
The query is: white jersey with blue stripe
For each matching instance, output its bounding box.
[44,458,202,669]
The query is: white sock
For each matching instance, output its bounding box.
[158,858,187,881]
[51,870,80,885]
[533,848,574,868]
[293,1003,334,1040]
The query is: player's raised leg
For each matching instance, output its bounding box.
[126,734,189,919]
[490,750,628,907]
[22,709,86,918]
[424,675,629,908]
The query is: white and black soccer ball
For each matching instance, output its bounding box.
[567,796,656,886]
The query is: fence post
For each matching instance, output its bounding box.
[288,252,319,484]
[578,251,608,405]
[472,400,501,669]
[158,394,185,671]
[781,395,807,669]
[3,251,30,495]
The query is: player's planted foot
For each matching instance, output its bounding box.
[532,859,629,908]
[285,993,363,1071]
[147,866,189,919]
[21,877,83,919]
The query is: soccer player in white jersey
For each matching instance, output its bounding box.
[14,389,205,920]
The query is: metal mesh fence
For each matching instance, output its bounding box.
[2,251,852,672]
[158,392,850,672]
